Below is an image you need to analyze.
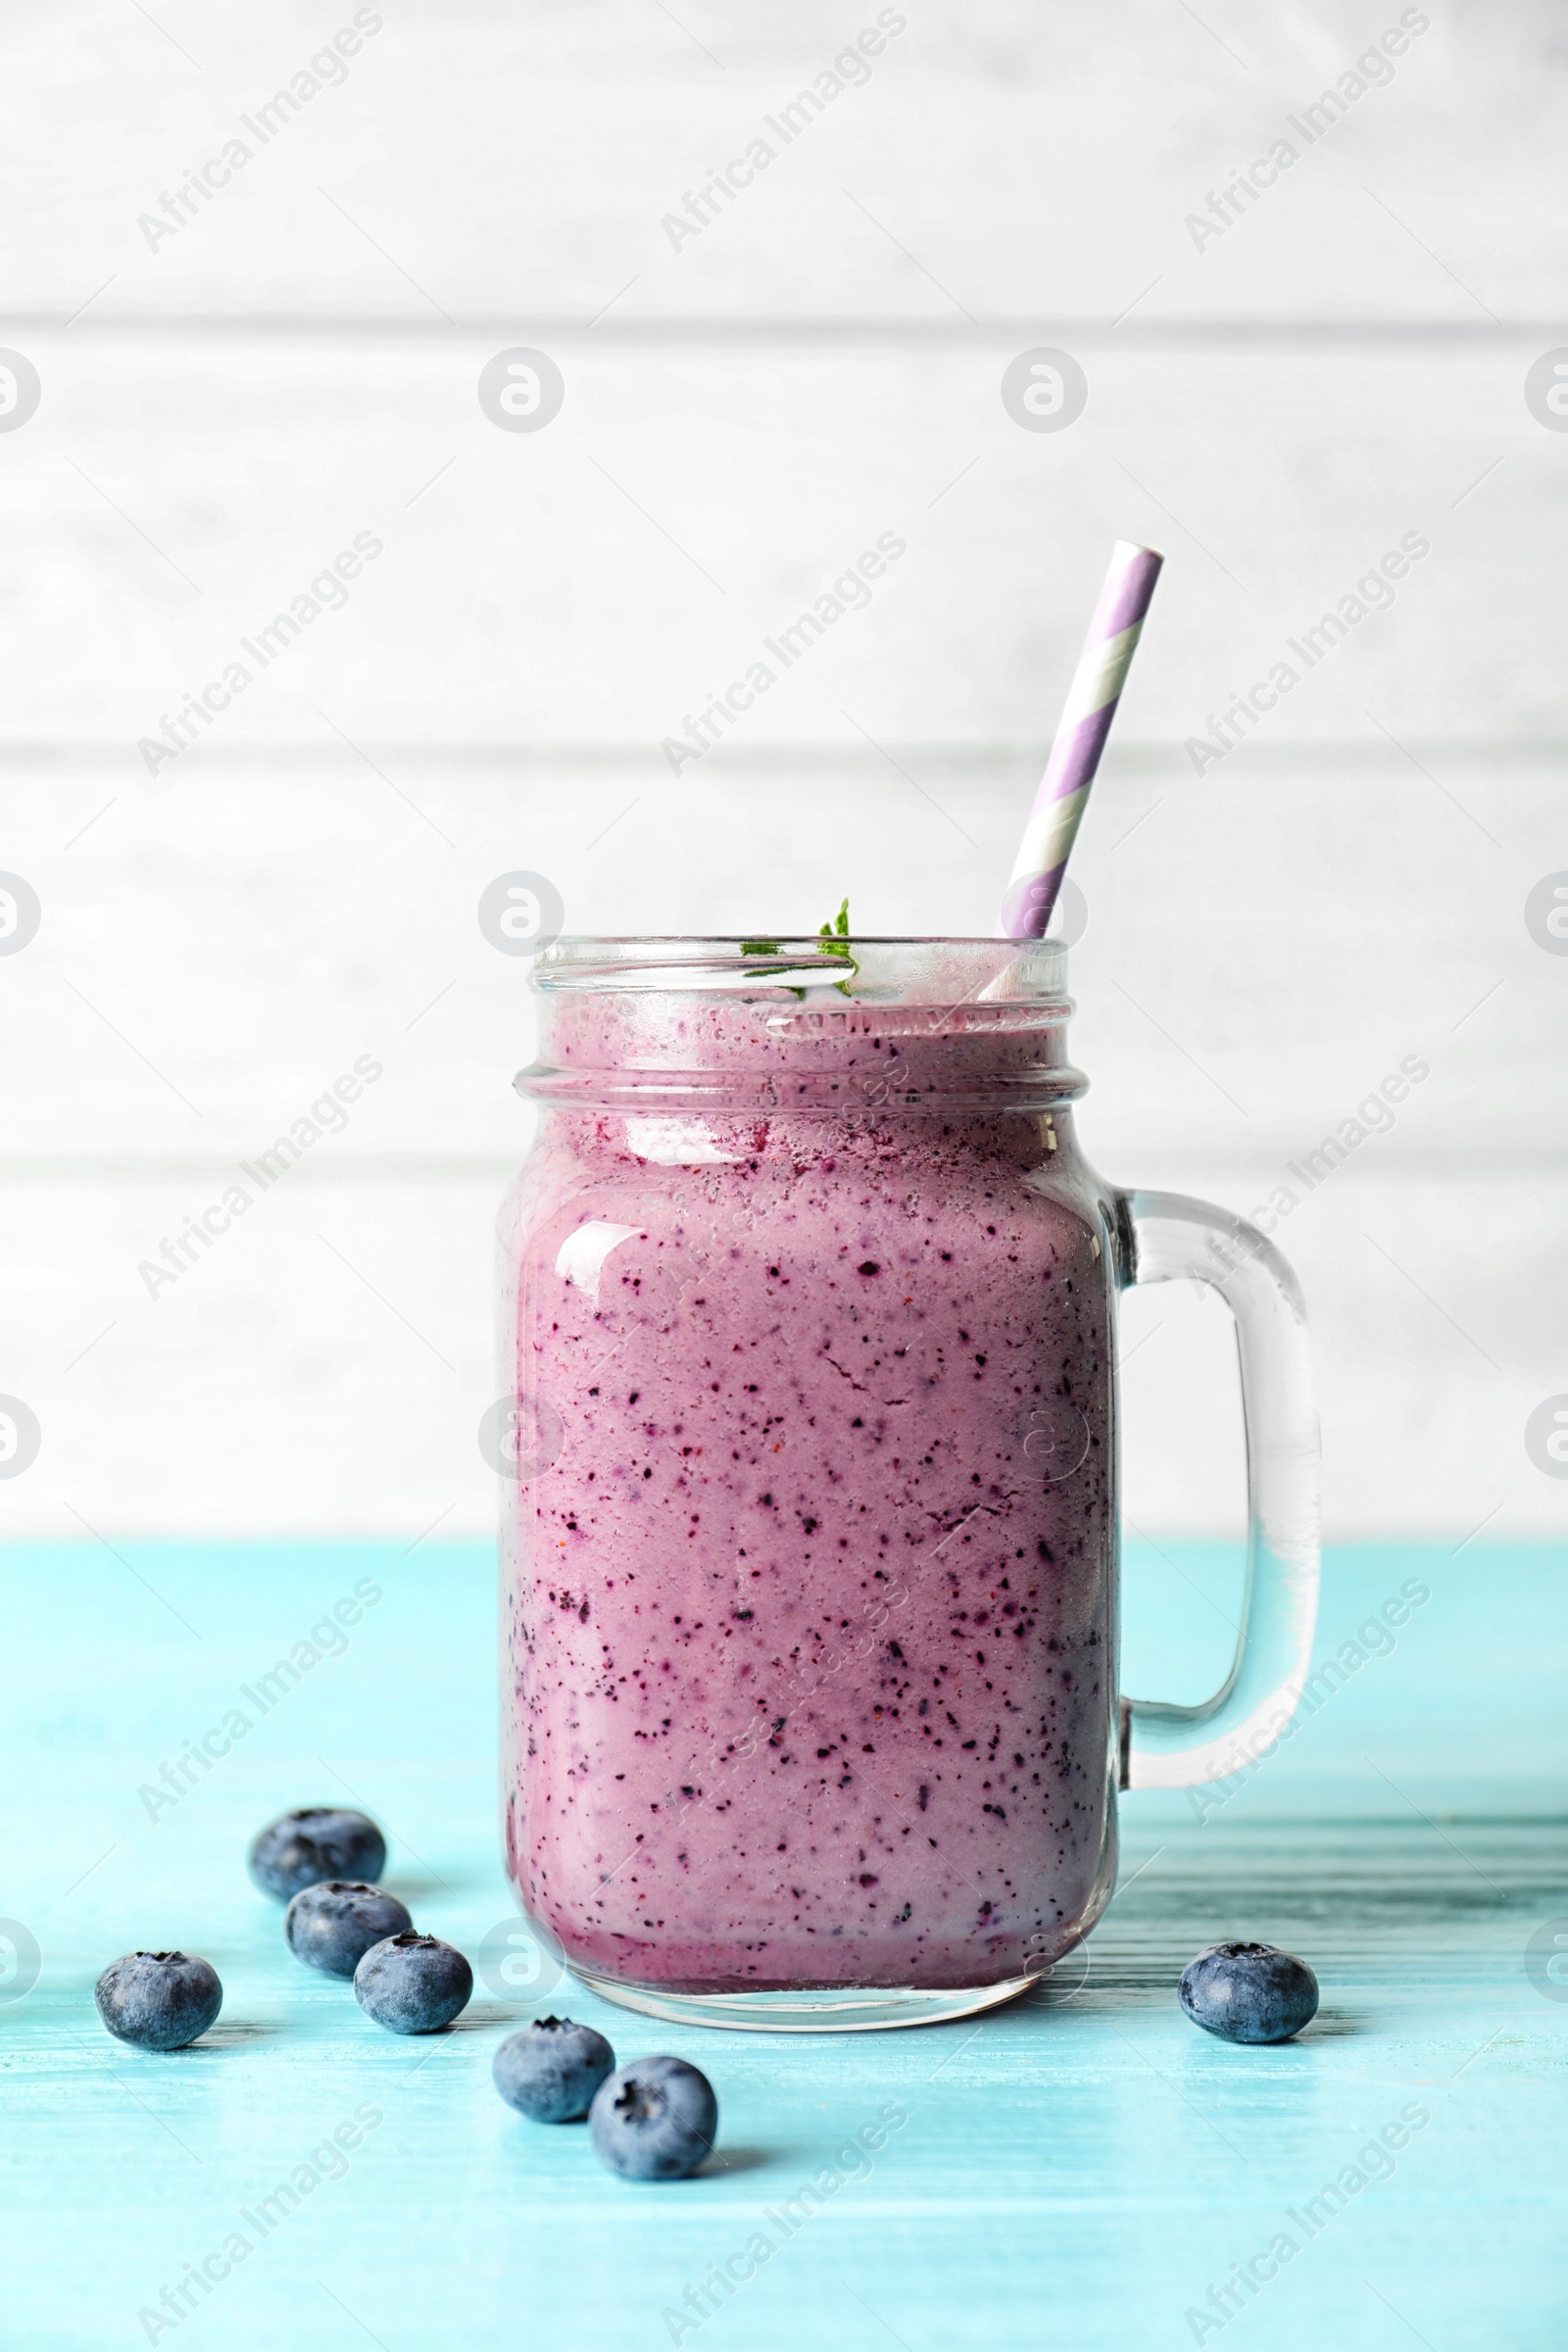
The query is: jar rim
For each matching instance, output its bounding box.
[532,937,1068,1001]
[517,938,1082,1108]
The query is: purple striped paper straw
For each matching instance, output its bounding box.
[998,541,1164,940]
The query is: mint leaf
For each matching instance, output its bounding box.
[818,898,858,994]
[737,911,857,995]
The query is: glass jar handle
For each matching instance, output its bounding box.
[1114,1189,1320,1789]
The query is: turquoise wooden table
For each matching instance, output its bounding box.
[5,1536,1565,2351]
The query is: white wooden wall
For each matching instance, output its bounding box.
[4,0,1566,1542]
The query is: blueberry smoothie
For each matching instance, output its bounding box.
[500,956,1119,1995]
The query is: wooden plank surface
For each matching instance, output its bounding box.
[0,337,1558,745]
[5,4,1568,1549]
[3,1537,1563,2350]
[4,731,1564,1539]
[8,1,1565,321]
[0,1149,1562,1544]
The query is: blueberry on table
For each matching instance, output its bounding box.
[354,1933,472,2034]
[494,2017,615,2122]
[588,2056,717,2181]
[94,1952,222,2051]
[248,1806,386,1902]
[1179,1941,1319,2043]
[285,1882,413,1978]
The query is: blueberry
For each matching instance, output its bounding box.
[588,2055,717,2181]
[94,1951,222,2051]
[494,2016,616,2122]
[1179,1941,1319,2043]
[354,1933,472,2034]
[285,1881,413,1978]
[248,1806,386,1902]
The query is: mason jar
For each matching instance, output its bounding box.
[496,938,1319,2032]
